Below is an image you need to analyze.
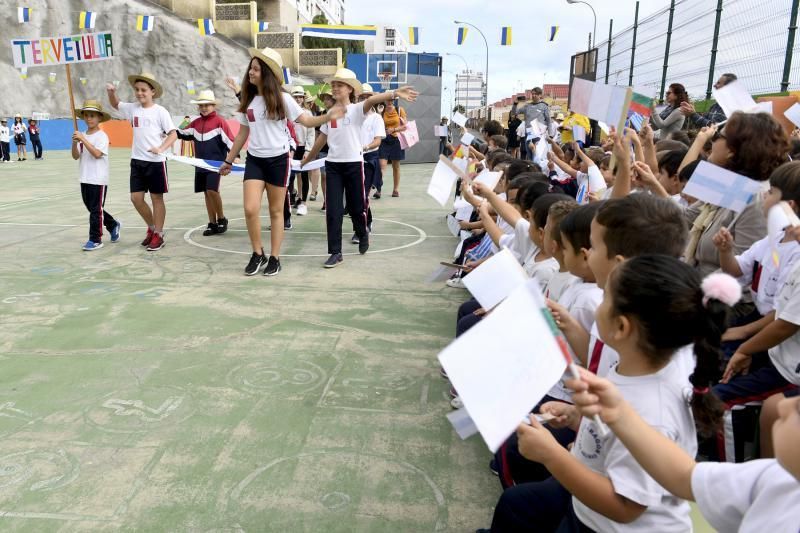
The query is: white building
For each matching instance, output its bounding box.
[265,0,345,31]
[455,70,484,111]
[365,26,409,53]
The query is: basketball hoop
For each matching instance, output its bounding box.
[379,73,393,92]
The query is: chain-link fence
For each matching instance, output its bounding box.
[595,0,799,100]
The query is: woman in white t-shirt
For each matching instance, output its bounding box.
[220,47,342,277]
[301,68,418,268]
[12,114,27,161]
[484,256,738,532]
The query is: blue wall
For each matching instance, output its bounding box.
[346,52,442,89]
[2,118,89,152]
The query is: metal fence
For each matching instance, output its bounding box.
[595,0,799,100]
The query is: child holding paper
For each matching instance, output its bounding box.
[484,256,738,532]
[107,72,177,252]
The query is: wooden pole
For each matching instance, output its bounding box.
[65,64,78,130]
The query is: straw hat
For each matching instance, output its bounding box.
[190,90,219,105]
[14,113,22,119]
[291,86,305,97]
[128,72,163,98]
[324,68,363,96]
[318,84,333,98]
[75,100,111,122]
[556,112,565,121]
[247,46,284,82]
[1,118,7,123]
[361,83,375,96]
[304,91,314,104]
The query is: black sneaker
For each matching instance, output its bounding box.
[263,255,281,276]
[351,233,359,244]
[217,217,228,234]
[284,220,293,230]
[359,238,369,255]
[244,251,267,276]
[323,253,343,268]
[202,222,219,236]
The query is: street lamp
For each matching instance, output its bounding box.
[445,52,470,74]
[566,0,597,50]
[454,20,489,107]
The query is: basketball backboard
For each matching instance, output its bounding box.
[366,53,408,90]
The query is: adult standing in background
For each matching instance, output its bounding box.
[378,99,407,198]
[0,119,11,163]
[510,87,551,143]
[438,117,451,156]
[507,113,521,158]
[680,73,736,128]
[651,83,688,139]
[28,118,43,160]
[12,114,27,161]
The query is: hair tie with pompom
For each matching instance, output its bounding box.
[701,273,742,308]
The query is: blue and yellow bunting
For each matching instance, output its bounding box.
[299,24,377,41]
[501,27,512,46]
[198,18,215,35]
[408,26,419,45]
[549,26,559,42]
[257,21,269,32]
[78,11,96,29]
[457,27,468,45]
[136,15,154,32]
[283,67,293,85]
[17,7,30,23]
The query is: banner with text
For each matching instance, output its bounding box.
[11,31,114,69]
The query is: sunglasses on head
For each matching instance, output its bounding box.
[712,127,727,142]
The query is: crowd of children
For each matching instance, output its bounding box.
[438,89,800,530]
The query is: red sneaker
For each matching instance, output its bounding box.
[141,227,155,247]
[146,233,165,251]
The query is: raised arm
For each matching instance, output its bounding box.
[296,107,343,129]
[610,135,633,199]
[679,125,715,174]
[105,83,120,110]
[361,86,419,115]
[473,182,522,227]
[549,152,577,179]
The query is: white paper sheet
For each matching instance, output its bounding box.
[683,160,763,213]
[768,202,800,267]
[434,125,448,136]
[438,279,568,452]
[462,248,528,310]
[587,82,613,123]
[530,119,547,137]
[291,158,326,171]
[453,196,471,209]
[474,169,503,190]
[712,80,758,117]
[446,214,462,237]
[748,101,773,115]
[785,102,800,128]
[455,204,474,221]
[452,112,468,127]
[572,125,586,142]
[587,165,607,194]
[460,132,475,146]
[427,160,459,207]
[569,77,593,117]
[598,121,610,135]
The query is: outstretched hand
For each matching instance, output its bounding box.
[395,86,419,102]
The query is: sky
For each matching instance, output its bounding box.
[343,0,668,108]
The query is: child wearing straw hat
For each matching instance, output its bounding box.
[71,100,121,251]
[176,89,234,236]
[290,85,314,217]
[106,72,177,252]
[219,47,344,277]
[301,69,418,268]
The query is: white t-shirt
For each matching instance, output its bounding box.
[735,233,800,316]
[0,126,9,142]
[237,93,304,158]
[78,130,110,185]
[524,255,559,286]
[510,218,536,263]
[692,459,800,533]
[320,102,367,162]
[361,112,386,153]
[573,358,696,533]
[542,270,581,301]
[12,123,26,136]
[768,259,800,385]
[117,102,176,162]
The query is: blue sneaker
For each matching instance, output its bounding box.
[110,221,121,242]
[82,240,104,251]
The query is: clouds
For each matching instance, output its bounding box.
[344,0,666,105]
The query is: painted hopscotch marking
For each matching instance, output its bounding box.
[226,360,328,396]
[0,449,79,492]
[84,387,195,434]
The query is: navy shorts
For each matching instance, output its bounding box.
[713,355,796,407]
[244,152,291,187]
[195,170,220,193]
[130,159,169,194]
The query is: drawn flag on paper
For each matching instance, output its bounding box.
[19,67,27,79]
[165,154,245,176]
[549,26,559,42]
[682,160,763,213]
[18,7,30,23]
[136,15,154,32]
[198,18,215,35]
[257,21,269,32]
[500,27,512,46]
[78,11,97,29]
[408,26,419,45]
[457,27,468,45]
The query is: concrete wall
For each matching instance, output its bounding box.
[154,0,214,20]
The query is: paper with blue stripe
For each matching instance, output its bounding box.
[18,7,31,23]
[682,161,763,213]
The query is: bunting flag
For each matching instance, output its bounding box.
[457,27,468,45]
[282,67,292,85]
[257,21,269,32]
[501,27,512,46]
[299,24,377,41]
[629,91,653,118]
[136,15,154,32]
[19,67,28,80]
[198,18,215,35]
[78,11,97,29]
[80,77,88,85]
[17,7,30,23]
[549,26,559,42]
[408,26,419,45]
[48,72,56,83]
[186,80,195,95]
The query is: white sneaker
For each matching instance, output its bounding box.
[450,396,464,409]
[446,277,466,289]
[296,203,308,216]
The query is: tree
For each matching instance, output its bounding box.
[453,104,466,114]
[301,14,365,61]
